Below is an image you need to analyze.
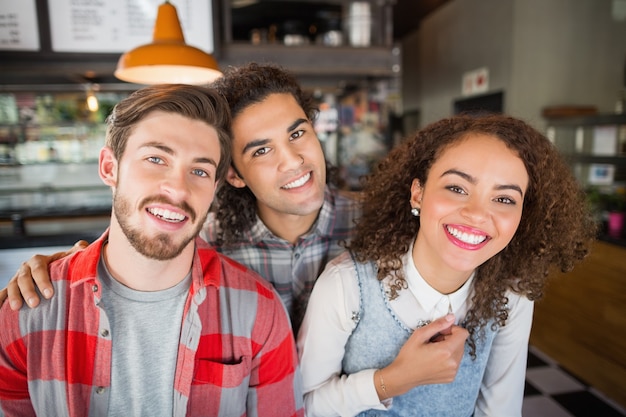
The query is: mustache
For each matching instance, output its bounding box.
[140,196,196,222]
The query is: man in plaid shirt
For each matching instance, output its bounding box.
[2,64,362,334]
[203,63,363,331]
[0,84,303,416]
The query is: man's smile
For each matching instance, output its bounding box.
[282,172,311,190]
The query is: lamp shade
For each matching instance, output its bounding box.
[115,1,222,85]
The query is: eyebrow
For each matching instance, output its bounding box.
[441,169,524,197]
[241,138,270,156]
[288,118,308,132]
[240,118,308,156]
[142,142,217,167]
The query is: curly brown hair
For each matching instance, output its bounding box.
[348,114,597,355]
[209,62,339,245]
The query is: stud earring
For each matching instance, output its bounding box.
[411,207,420,217]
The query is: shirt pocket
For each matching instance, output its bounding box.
[190,356,252,416]
[193,355,252,388]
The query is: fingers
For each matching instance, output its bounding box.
[413,314,455,343]
[20,246,73,307]
[73,240,90,251]
[449,326,469,357]
[419,324,468,383]
[3,243,83,312]
[384,318,470,393]
[7,277,26,310]
[49,241,85,263]
[28,254,55,299]
[0,287,7,307]
[10,262,41,309]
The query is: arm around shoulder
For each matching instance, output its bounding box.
[0,240,88,311]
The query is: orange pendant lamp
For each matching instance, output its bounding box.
[115,1,222,85]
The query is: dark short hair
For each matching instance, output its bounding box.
[212,62,318,122]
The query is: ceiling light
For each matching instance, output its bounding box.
[86,92,99,112]
[114,1,222,85]
[85,83,100,112]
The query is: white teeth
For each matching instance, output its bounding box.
[446,226,487,245]
[282,172,311,189]
[148,207,185,222]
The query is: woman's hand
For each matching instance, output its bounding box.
[374,314,469,400]
[0,240,89,310]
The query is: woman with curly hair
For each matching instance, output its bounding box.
[297,114,597,417]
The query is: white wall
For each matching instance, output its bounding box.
[402,0,626,129]
[509,0,626,125]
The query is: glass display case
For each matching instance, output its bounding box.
[0,89,130,245]
[546,113,626,242]
[545,113,626,188]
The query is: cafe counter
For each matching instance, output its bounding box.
[530,239,626,409]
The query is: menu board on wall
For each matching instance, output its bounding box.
[0,0,40,51]
[49,0,213,53]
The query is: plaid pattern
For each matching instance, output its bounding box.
[203,186,362,331]
[0,232,303,417]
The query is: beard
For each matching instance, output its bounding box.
[113,191,206,261]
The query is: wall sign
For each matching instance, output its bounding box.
[462,67,489,97]
[0,0,40,51]
[48,0,213,53]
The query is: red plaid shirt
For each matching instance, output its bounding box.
[0,232,303,417]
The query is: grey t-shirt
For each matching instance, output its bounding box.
[97,254,190,417]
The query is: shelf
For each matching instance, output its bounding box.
[561,154,626,166]
[544,113,626,126]
[545,113,626,184]
[218,0,399,89]
[0,121,101,128]
[219,43,399,86]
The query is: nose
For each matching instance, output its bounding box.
[278,147,304,171]
[160,167,190,201]
[460,196,489,223]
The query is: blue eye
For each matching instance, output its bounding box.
[147,156,164,164]
[192,168,209,178]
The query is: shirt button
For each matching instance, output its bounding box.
[96,386,106,394]
[92,284,99,292]
[294,253,300,259]
[100,329,109,338]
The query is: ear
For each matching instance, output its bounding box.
[410,178,423,209]
[99,146,118,188]
[225,165,247,189]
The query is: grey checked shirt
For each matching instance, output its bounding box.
[201,186,362,331]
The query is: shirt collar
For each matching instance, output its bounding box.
[68,231,217,297]
[192,236,222,291]
[247,185,335,243]
[312,186,336,236]
[402,243,474,315]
